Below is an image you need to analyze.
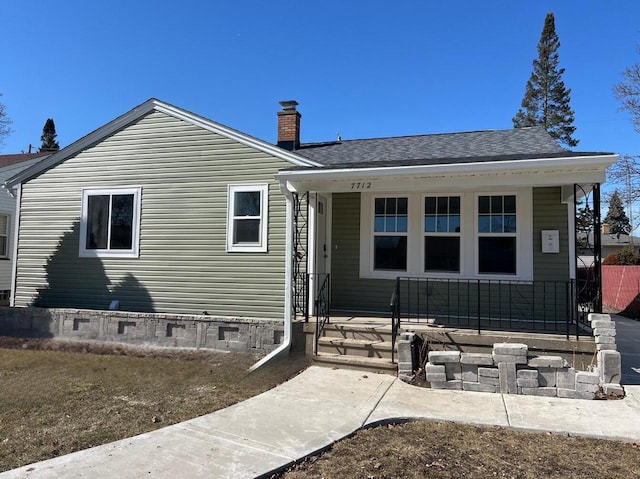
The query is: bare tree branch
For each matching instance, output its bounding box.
[0,94,12,147]
[614,47,640,133]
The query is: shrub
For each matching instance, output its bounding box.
[604,246,640,265]
[603,253,620,265]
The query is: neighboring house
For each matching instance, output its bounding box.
[600,230,640,260]
[4,99,618,349]
[0,152,50,304]
[577,227,640,267]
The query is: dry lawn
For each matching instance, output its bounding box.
[278,421,640,479]
[0,337,310,472]
[3,338,640,478]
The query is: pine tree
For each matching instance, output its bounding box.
[604,190,631,236]
[576,202,594,249]
[513,13,578,147]
[40,118,59,152]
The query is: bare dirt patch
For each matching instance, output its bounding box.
[0,337,309,472]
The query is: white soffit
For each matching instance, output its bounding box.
[276,154,618,192]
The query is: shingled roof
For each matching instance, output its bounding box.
[0,152,50,169]
[294,126,610,168]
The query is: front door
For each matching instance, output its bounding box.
[315,195,328,277]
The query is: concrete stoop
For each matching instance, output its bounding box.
[309,323,398,375]
[313,353,397,374]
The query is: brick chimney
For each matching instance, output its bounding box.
[602,223,610,235]
[277,100,301,151]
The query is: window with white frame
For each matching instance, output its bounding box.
[80,187,141,258]
[360,189,532,280]
[373,196,408,271]
[424,196,461,272]
[477,194,517,274]
[0,213,8,257]
[227,184,268,252]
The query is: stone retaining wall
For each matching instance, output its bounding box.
[0,306,284,354]
[399,313,623,399]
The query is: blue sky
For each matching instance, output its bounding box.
[1,1,639,161]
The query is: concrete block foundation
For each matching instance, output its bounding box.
[0,306,284,355]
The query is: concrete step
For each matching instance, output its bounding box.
[321,323,394,342]
[313,353,397,375]
[317,337,394,359]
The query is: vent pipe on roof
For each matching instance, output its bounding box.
[277,100,301,151]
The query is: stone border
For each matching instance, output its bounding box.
[398,313,623,399]
[0,306,284,354]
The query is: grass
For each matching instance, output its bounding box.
[0,337,310,472]
[277,421,640,479]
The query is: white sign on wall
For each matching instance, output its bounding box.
[541,230,560,254]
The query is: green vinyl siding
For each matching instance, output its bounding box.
[15,111,290,318]
[532,187,570,282]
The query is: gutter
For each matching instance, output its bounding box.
[249,181,295,371]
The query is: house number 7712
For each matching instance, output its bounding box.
[351,182,372,190]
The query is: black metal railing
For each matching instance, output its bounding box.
[313,273,331,354]
[390,279,401,363]
[391,277,587,340]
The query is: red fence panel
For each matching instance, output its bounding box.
[602,265,640,316]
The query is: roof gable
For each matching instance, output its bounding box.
[5,99,321,188]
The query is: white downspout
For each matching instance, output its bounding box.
[249,181,295,371]
[9,183,21,307]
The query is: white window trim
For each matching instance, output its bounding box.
[226,184,269,253]
[360,189,533,281]
[372,196,409,272]
[360,195,411,279]
[0,212,10,259]
[473,191,532,279]
[79,187,141,258]
[422,195,463,274]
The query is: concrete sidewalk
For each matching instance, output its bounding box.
[2,365,640,479]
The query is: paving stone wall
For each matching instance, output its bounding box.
[398,313,623,400]
[0,306,284,354]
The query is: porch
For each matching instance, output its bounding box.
[298,311,597,376]
[283,164,608,376]
[294,266,599,375]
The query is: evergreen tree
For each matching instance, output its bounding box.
[40,118,59,152]
[604,190,631,236]
[575,202,594,249]
[513,13,578,147]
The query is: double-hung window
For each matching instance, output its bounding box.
[478,194,517,274]
[227,184,268,252]
[424,196,460,272]
[0,213,9,258]
[373,197,408,271]
[361,189,531,280]
[80,187,141,258]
